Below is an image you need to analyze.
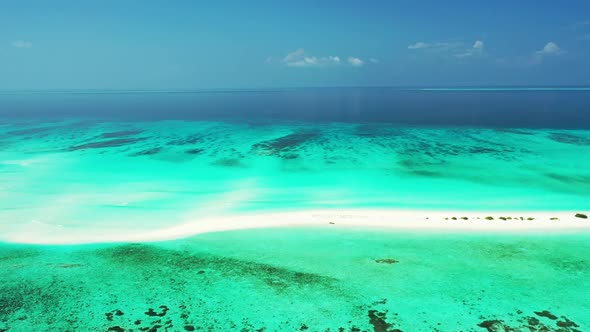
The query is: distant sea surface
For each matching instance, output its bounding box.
[1,88,589,331]
[2,87,590,128]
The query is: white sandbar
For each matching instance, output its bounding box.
[3,209,589,245]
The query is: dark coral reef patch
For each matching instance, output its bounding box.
[94,244,338,290]
[130,147,162,156]
[252,131,319,159]
[100,130,143,138]
[477,309,582,332]
[548,133,590,146]
[68,138,147,151]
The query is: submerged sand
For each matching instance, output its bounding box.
[2,227,590,331]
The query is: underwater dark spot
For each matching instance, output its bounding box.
[252,131,319,157]
[282,153,299,160]
[95,244,338,290]
[375,259,399,264]
[167,134,204,146]
[575,213,588,219]
[145,305,169,317]
[548,133,590,146]
[368,310,400,332]
[107,327,125,332]
[469,147,500,154]
[526,316,539,325]
[0,282,58,320]
[7,126,56,136]
[101,130,143,138]
[104,309,124,322]
[477,320,508,332]
[545,173,590,185]
[184,326,196,331]
[69,137,147,151]
[300,324,309,330]
[534,310,557,320]
[547,256,590,273]
[495,128,535,135]
[397,159,416,168]
[409,170,443,177]
[135,320,142,325]
[556,318,579,328]
[185,148,204,155]
[131,147,162,156]
[58,263,83,268]
[397,158,446,178]
[147,325,162,332]
[0,247,40,263]
[211,158,243,167]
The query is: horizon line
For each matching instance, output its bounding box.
[1,85,590,95]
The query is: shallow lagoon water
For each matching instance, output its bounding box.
[1,89,590,331]
[1,228,590,331]
[1,118,590,239]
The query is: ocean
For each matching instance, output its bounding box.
[1,88,589,331]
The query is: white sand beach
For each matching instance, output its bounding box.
[3,209,589,245]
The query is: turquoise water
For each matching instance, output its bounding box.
[1,90,590,331]
[1,228,589,331]
[1,119,590,241]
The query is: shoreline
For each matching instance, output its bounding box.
[2,209,589,245]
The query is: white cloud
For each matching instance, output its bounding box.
[529,42,564,65]
[409,39,485,58]
[407,41,465,53]
[473,40,484,50]
[347,57,364,67]
[283,48,306,63]
[454,40,485,58]
[535,42,562,55]
[278,49,373,68]
[408,42,429,50]
[12,40,32,48]
[282,49,341,67]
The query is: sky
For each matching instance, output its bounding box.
[2,0,590,90]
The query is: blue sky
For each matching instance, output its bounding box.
[1,0,590,89]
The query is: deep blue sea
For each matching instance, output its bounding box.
[2,88,590,128]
